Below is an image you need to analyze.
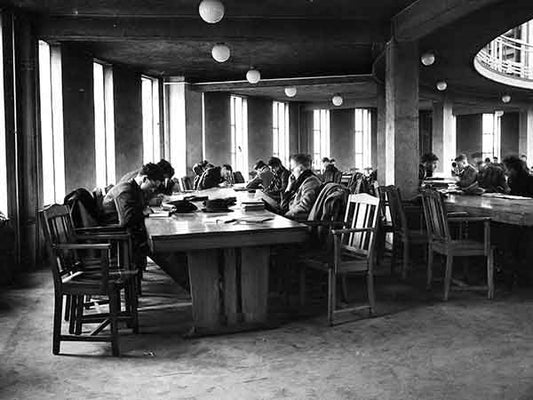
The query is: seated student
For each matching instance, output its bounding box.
[263,157,290,203]
[503,155,533,197]
[196,165,225,190]
[474,153,509,193]
[321,158,342,183]
[320,157,331,175]
[118,159,176,196]
[454,154,478,189]
[246,160,274,189]
[192,162,205,190]
[418,152,439,184]
[281,153,322,220]
[220,164,235,186]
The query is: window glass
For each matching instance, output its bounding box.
[354,109,372,170]
[272,101,290,166]
[0,19,7,214]
[142,76,161,163]
[312,109,330,168]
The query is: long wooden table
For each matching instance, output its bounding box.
[445,194,533,226]
[145,187,308,335]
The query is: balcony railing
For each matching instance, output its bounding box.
[474,33,533,89]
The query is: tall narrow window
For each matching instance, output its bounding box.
[0,19,7,214]
[142,76,160,163]
[230,95,248,177]
[482,112,501,160]
[39,40,65,205]
[273,101,290,166]
[93,61,115,187]
[354,109,372,170]
[313,109,330,168]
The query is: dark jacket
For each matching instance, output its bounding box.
[264,167,290,202]
[457,165,478,188]
[246,166,274,189]
[197,166,223,190]
[284,171,322,219]
[321,164,342,184]
[477,165,509,193]
[100,179,146,230]
[509,172,533,197]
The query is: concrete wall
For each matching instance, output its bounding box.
[289,103,301,156]
[501,111,519,158]
[113,66,142,181]
[456,114,482,159]
[61,45,95,193]
[330,108,355,171]
[248,97,273,165]
[203,92,231,166]
[370,108,378,169]
[185,87,203,174]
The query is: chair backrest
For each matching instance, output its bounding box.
[381,185,408,234]
[64,188,100,228]
[40,204,80,288]
[340,173,352,186]
[421,189,450,243]
[233,171,245,184]
[340,193,380,258]
[180,176,193,191]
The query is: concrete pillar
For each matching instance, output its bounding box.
[385,40,419,197]
[432,99,456,173]
[519,106,533,163]
[330,108,355,172]
[185,86,203,175]
[376,83,386,184]
[202,92,231,167]
[247,97,273,165]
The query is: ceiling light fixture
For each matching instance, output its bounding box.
[421,52,436,66]
[199,0,225,24]
[284,87,297,98]
[332,95,343,106]
[246,68,261,84]
[436,81,447,91]
[501,94,511,103]
[211,44,230,63]
[495,110,505,117]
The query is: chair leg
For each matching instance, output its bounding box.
[129,282,139,334]
[426,246,433,290]
[366,271,375,316]
[109,289,120,357]
[443,255,453,301]
[75,295,84,335]
[299,266,306,307]
[487,249,494,300]
[64,294,71,321]
[68,296,77,334]
[402,240,409,280]
[53,293,63,355]
[328,267,336,326]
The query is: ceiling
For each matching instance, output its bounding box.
[4,0,533,106]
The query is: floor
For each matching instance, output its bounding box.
[1,260,532,400]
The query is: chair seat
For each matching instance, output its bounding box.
[302,251,369,274]
[62,270,136,294]
[432,239,487,255]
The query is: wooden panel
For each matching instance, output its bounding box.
[240,246,269,323]
[187,250,220,331]
[223,248,238,325]
[445,195,533,226]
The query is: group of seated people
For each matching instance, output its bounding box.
[419,151,533,197]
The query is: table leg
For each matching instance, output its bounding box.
[187,250,220,331]
[240,246,269,323]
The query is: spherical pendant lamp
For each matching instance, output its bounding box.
[501,94,511,103]
[421,52,436,66]
[284,87,297,98]
[211,44,230,63]
[436,81,448,91]
[199,0,225,24]
[332,95,343,106]
[246,68,261,84]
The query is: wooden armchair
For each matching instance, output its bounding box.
[41,204,139,356]
[301,193,380,325]
[421,190,494,300]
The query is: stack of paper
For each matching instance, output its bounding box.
[241,201,265,211]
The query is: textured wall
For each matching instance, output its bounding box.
[247,97,273,166]
[456,114,482,160]
[203,92,231,166]
[330,108,355,172]
[185,87,203,175]
[61,45,95,192]
[501,112,519,158]
[113,66,142,181]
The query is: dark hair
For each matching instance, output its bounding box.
[267,157,283,169]
[221,164,233,172]
[484,157,491,163]
[321,157,330,163]
[330,158,336,163]
[140,163,165,182]
[290,153,312,169]
[157,159,175,178]
[503,155,529,174]
[253,160,267,170]
[421,152,439,163]
[454,154,467,162]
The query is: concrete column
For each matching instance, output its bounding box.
[519,106,533,163]
[202,92,231,167]
[376,83,386,184]
[385,40,419,197]
[247,97,273,165]
[330,108,355,172]
[432,99,456,173]
[185,86,203,175]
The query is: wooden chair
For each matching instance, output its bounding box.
[340,172,352,186]
[421,190,494,300]
[41,204,139,356]
[302,193,380,325]
[233,171,245,184]
[179,176,193,191]
[382,185,427,279]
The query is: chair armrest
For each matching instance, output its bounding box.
[447,211,468,217]
[55,243,111,251]
[448,216,491,223]
[303,220,345,228]
[76,233,130,241]
[76,225,125,233]
[331,227,374,236]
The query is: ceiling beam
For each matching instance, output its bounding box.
[37,16,388,44]
[190,74,375,92]
[393,0,502,42]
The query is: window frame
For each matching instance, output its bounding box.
[312,109,330,169]
[230,95,249,177]
[272,101,290,167]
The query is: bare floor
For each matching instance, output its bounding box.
[1,263,532,400]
